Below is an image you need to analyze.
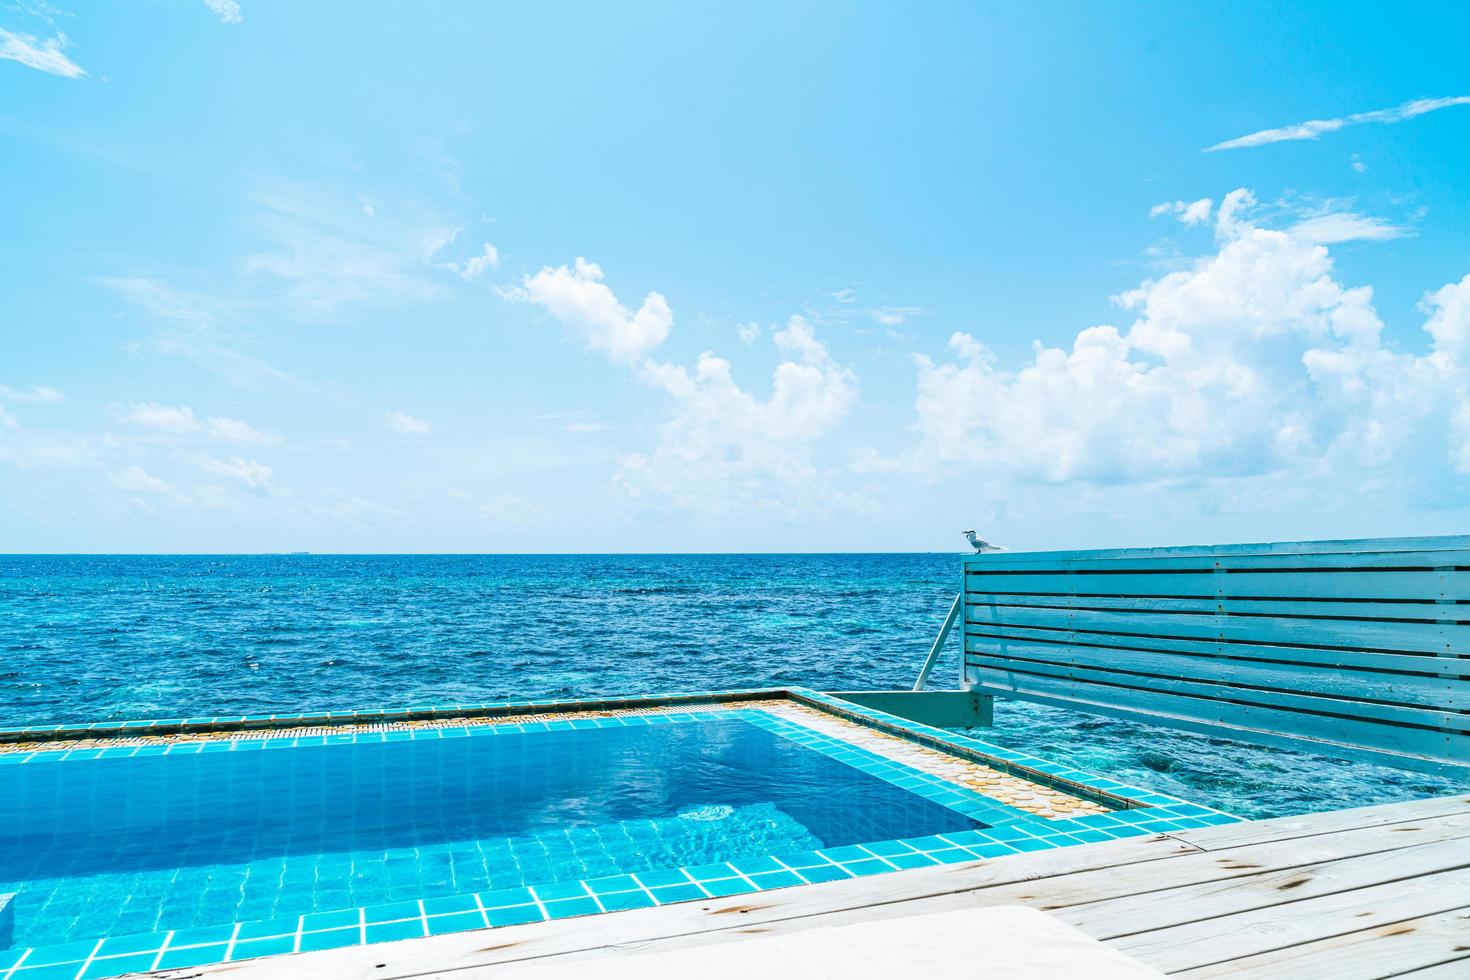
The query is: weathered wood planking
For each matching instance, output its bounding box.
[963,535,1470,772]
[169,795,1470,980]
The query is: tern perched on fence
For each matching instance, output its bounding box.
[964,530,1005,553]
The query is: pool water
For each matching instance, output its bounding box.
[0,715,982,948]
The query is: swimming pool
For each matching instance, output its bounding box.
[0,692,1234,979]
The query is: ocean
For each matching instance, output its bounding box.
[0,553,1460,818]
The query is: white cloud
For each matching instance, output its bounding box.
[518,257,672,363]
[910,188,1470,494]
[0,29,86,79]
[1288,212,1409,244]
[386,410,431,435]
[619,316,859,515]
[1207,96,1470,152]
[123,403,279,443]
[738,322,762,345]
[202,455,273,490]
[110,465,167,493]
[201,0,243,24]
[0,383,64,403]
[563,421,608,433]
[1149,198,1213,226]
[242,190,452,320]
[123,403,200,432]
[872,306,924,326]
[0,406,16,429]
[443,242,500,281]
[206,416,280,444]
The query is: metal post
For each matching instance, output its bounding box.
[913,592,962,692]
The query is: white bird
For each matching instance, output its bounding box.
[964,530,1005,553]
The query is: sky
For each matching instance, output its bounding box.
[2,1,1469,553]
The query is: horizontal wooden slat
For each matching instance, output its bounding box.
[965,569,1470,602]
[968,535,1470,564]
[965,653,1468,733]
[962,624,1470,678]
[961,637,1468,711]
[966,603,1462,655]
[966,669,1466,763]
[964,591,1470,623]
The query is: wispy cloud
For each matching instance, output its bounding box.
[0,28,85,79]
[386,410,431,435]
[1207,96,1470,152]
[201,0,243,24]
[0,383,64,403]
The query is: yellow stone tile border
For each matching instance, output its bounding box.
[0,698,1109,819]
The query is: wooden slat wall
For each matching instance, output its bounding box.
[962,536,1470,773]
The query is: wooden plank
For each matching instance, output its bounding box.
[962,638,1468,710]
[1108,866,1470,974]
[1171,795,1470,850]
[1173,906,1470,980]
[1384,952,1470,979]
[965,542,1470,570]
[963,624,1470,677]
[965,667,1467,755]
[958,625,1464,678]
[963,591,1470,624]
[960,685,1468,775]
[964,568,1469,602]
[965,603,1463,655]
[965,656,1468,736]
[966,535,1470,564]
[1056,838,1470,937]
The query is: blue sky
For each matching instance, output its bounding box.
[2,1,1468,553]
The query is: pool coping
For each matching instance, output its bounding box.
[0,690,1239,980]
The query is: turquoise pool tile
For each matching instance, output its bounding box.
[637,868,696,887]
[364,919,425,944]
[583,874,640,895]
[298,928,361,953]
[422,894,480,916]
[479,886,535,909]
[595,890,655,912]
[484,905,544,927]
[231,935,297,960]
[794,863,852,883]
[542,897,600,919]
[301,909,361,932]
[234,916,298,941]
[426,911,487,936]
[364,900,424,924]
[728,855,784,875]
[697,877,756,897]
[747,870,805,889]
[532,881,590,902]
[841,858,892,876]
[155,945,229,970]
[80,953,161,979]
[771,850,829,869]
[648,883,705,904]
[94,933,165,958]
[924,847,975,864]
[817,845,872,862]
[20,942,98,968]
[12,964,86,980]
[885,852,940,870]
[680,862,736,881]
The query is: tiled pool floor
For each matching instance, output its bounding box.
[0,691,1239,980]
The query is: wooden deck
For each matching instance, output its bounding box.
[175,794,1470,980]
